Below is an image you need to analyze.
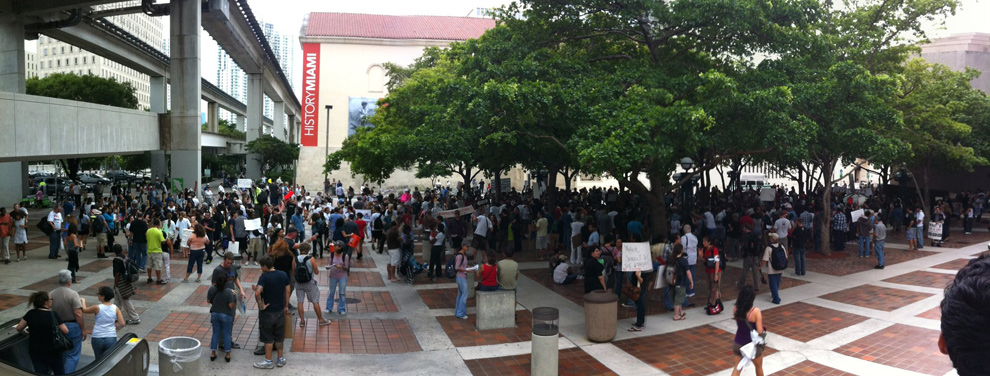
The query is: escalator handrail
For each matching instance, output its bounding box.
[0,317,147,375]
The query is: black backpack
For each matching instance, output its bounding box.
[445,253,459,279]
[91,215,105,234]
[295,256,313,283]
[770,244,788,270]
[37,215,53,236]
[373,215,384,231]
[117,256,139,283]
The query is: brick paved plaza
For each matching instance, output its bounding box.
[0,212,975,375]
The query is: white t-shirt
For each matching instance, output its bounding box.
[433,232,446,246]
[553,262,571,284]
[916,211,925,227]
[47,211,63,230]
[570,221,584,238]
[773,217,792,239]
[681,233,698,265]
[704,211,716,228]
[474,216,491,237]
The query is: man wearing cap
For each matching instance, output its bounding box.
[212,251,246,349]
[92,209,109,258]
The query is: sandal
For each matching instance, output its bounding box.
[210,351,217,361]
[225,353,230,363]
[673,314,686,321]
[628,326,643,332]
[299,319,306,327]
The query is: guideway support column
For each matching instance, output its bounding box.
[245,74,263,179]
[150,75,167,181]
[168,0,202,196]
[0,17,27,205]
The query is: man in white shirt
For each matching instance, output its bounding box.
[472,212,493,263]
[570,218,585,265]
[916,206,925,249]
[48,206,64,259]
[773,211,792,241]
[681,224,698,299]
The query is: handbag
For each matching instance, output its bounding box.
[622,283,641,301]
[705,281,723,315]
[50,311,73,353]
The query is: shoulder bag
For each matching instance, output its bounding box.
[50,311,73,353]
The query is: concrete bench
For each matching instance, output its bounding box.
[476,290,516,330]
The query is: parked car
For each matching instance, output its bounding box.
[30,177,74,196]
[105,171,137,183]
[78,173,111,185]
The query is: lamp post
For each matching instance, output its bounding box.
[678,157,695,221]
[324,105,332,182]
[894,167,912,199]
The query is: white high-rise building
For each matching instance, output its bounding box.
[25,51,38,79]
[216,21,295,135]
[34,1,163,109]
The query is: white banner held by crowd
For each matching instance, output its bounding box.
[237,179,252,189]
[245,218,262,232]
[851,209,865,224]
[621,242,653,272]
[438,206,475,219]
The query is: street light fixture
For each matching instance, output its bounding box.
[324,105,332,182]
[680,157,695,171]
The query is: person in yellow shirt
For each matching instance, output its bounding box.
[146,219,167,285]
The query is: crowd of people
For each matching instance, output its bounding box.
[11,175,990,375]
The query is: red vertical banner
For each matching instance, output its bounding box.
[300,43,321,147]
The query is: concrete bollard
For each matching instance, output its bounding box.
[531,307,559,376]
[584,291,617,342]
[467,271,475,299]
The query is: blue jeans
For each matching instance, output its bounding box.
[130,241,148,269]
[455,276,468,318]
[917,227,924,247]
[768,273,782,303]
[685,264,696,296]
[186,249,205,274]
[793,247,806,275]
[858,236,871,257]
[63,322,82,373]
[91,336,117,360]
[874,240,885,266]
[813,227,821,252]
[210,312,233,352]
[633,284,646,327]
[327,277,348,313]
[49,230,61,258]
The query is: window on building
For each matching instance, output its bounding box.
[61,47,64,54]
[367,65,386,93]
[83,57,87,64]
[56,60,60,67]
[74,57,77,65]
[43,48,47,56]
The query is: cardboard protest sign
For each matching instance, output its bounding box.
[621,242,653,272]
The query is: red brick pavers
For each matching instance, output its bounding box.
[882,271,956,289]
[931,258,972,271]
[146,312,261,351]
[613,324,776,375]
[182,285,259,310]
[328,291,398,313]
[78,259,113,272]
[805,249,936,276]
[79,278,181,303]
[437,310,535,348]
[318,270,384,287]
[0,294,29,310]
[835,323,953,375]
[84,307,147,334]
[820,285,933,312]
[417,288,475,310]
[916,306,942,321]
[770,360,855,376]
[760,302,870,343]
[21,275,86,292]
[289,319,421,354]
[465,347,617,376]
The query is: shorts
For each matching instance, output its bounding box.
[96,233,107,248]
[388,248,401,267]
[732,342,764,358]
[148,252,164,270]
[295,281,320,304]
[674,285,686,304]
[236,237,248,253]
[248,238,265,258]
[906,228,916,240]
[472,235,487,250]
[536,235,548,249]
[258,311,285,344]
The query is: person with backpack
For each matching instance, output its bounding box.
[701,236,722,307]
[91,209,109,259]
[736,224,762,292]
[761,233,788,304]
[111,244,140,325]
[672,243,691,321]
[294,247,331,326]
[325,241,350,315]
[453,245,471,320]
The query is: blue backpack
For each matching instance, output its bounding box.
[770,244,788,270]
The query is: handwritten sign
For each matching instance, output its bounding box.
[237,179,252,189]
[621,242,653,272]
[759,188,775,202]
[245,218,262,232]
[928,222,943,242]
[180,229,193,248]
[439,206,475,219]
[851,209,865,224]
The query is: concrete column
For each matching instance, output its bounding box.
[272,101,285,141]
[236,114,246,132]
[287,115,297,144]
[207,101,219,133]
[168,0,202,196]
[245,73,263,179]
[149,75,166,114]
[151,151,167,180]
[0,17,27,205]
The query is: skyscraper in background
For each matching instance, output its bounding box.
[215,20,295,135]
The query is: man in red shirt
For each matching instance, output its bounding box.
[355,213,368,259]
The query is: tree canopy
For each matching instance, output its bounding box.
[245,135,300,178]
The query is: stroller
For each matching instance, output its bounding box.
[398,247,425,283]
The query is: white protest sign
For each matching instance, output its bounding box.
[245,218,262,232]
[759,188,775,202]
[438,206,475,219]
[850,209,865,224]
[621,242,653,272]
[928,222,943,241]
[180,229,193,248]
[355,210,372,220]
[237,179,252,189]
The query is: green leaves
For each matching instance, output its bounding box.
[26,73,138,109]
[245,135,300,177]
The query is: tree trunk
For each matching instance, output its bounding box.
[818,158,838,256]
[546,165,559,206]
[624,177,668,240]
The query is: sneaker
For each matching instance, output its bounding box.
[146,278,153,284]
[126,319,141,325]
[253,261,259,266]
[253,360,275,369]
[339,311,346,315]
[457,315,468,320]
[685,293,695,298]
[157,280,167,285]
[230,342,241,349]
[318,320,331,326]
[621,302,636,308]
[275,357,286,367]
[874,265,885,269]
[253,346,266,356]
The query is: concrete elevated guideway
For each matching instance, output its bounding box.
[0,0,302,205]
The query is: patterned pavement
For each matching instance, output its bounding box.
[0,221,975,375]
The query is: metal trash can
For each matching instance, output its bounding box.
[532,307,559,376]
[584,291,618,342]
[158,336,202,375]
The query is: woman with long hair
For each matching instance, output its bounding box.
[476,251,498,292]
[16,291,70,374]
[730,285,765,376]
[65,223,81,283]
[701,236,722,306]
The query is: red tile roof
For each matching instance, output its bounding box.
[304,12,495,41]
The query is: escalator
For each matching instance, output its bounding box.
[0,319,150,375]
